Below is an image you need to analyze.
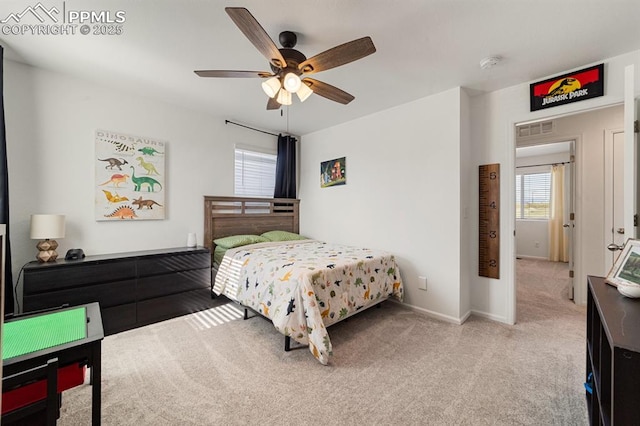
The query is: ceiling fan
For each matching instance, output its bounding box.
[194,7,376,110]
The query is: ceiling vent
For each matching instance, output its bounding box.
[517,120,554,138]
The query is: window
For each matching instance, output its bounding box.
[515,171,551,219]
[234,147,276,197]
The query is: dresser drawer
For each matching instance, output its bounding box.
[23,279,137,311]
[24,260,136,294]
[137,269,210,300]
[137,251,210,277]
[137,288,212,326]
[102,303,136,335]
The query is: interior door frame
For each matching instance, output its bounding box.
[510,105,628,322]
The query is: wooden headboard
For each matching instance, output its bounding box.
[203,196,300,254]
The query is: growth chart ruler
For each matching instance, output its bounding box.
[479,163,500,279]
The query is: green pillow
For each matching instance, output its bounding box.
[213,246,227,266]
[260,230,308,242]
[213,234,268,249]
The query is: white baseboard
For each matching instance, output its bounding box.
[388,300,510,325]
[470,309,510,324]
[390,300,468,325]
[515,255,549,260]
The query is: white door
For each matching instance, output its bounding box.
[604,129,626,272]
[623,65,637,242]
[603,66,637,272]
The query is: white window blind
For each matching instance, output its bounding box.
[234,147,277,197]
[515,171,551,219]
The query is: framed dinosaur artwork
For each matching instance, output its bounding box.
[95,129,166,221]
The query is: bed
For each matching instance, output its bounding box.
[203,196,404,365]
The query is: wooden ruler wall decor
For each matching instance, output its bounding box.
[479,163,500,279]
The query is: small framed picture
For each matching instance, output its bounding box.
[320,157,346,188]
[605,239,640,287]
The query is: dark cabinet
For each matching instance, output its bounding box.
[23,247,213,335]
[586,275,640,425]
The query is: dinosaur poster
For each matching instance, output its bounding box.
[95,129,166,221]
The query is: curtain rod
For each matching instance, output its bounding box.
[225,120,281,137]
[517,161,570,169]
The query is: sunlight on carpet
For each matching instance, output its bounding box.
[184,302,243,330]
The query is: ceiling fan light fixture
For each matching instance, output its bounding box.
[296,82,313,102]
[261,77,281,98]
[283,72,301,93]
[276,88,292,105]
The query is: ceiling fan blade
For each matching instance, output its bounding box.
[194,70,273,78]
[298,37,376,74]
[225,7,287,69]
[302,78,355,104]
[266,97,281,110]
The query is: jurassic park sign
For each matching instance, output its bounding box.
[530,63,604,111]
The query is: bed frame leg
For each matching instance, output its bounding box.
[244,308,249,320]
[284,336,291,352]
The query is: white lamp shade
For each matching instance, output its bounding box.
[261,77,281,98]
[30,214,66,239]
[296,82,313,102]
[283,72,301,93]
[276,88,292,105]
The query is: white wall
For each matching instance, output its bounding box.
[4,59,278,308]
[516,219,549,259]
[470,50,639,323]
[299,87,467,323]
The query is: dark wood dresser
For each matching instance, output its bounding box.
[586,275,640,424]
[23,247,213,335]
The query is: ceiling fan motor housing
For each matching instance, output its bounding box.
[279,31,297,48]
[270,48,307,74]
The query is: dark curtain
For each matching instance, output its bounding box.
[0,45,14,315]
[274,134,297,199]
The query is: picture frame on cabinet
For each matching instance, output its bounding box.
[605,238,640,287]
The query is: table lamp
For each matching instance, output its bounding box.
[30,214,65,262]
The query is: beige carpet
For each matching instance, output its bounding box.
[59,259,587,425]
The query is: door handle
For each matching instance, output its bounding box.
[563,224,570,228]
[617,228,625,234]
[607,243,624,251]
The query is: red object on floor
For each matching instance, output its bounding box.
[2,363,86,415]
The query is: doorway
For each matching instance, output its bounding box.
[513,104,624,319]
[515,139,575,305]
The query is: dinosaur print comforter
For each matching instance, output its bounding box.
[213,240,404,365]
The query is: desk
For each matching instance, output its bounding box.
[2,302,104,425]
